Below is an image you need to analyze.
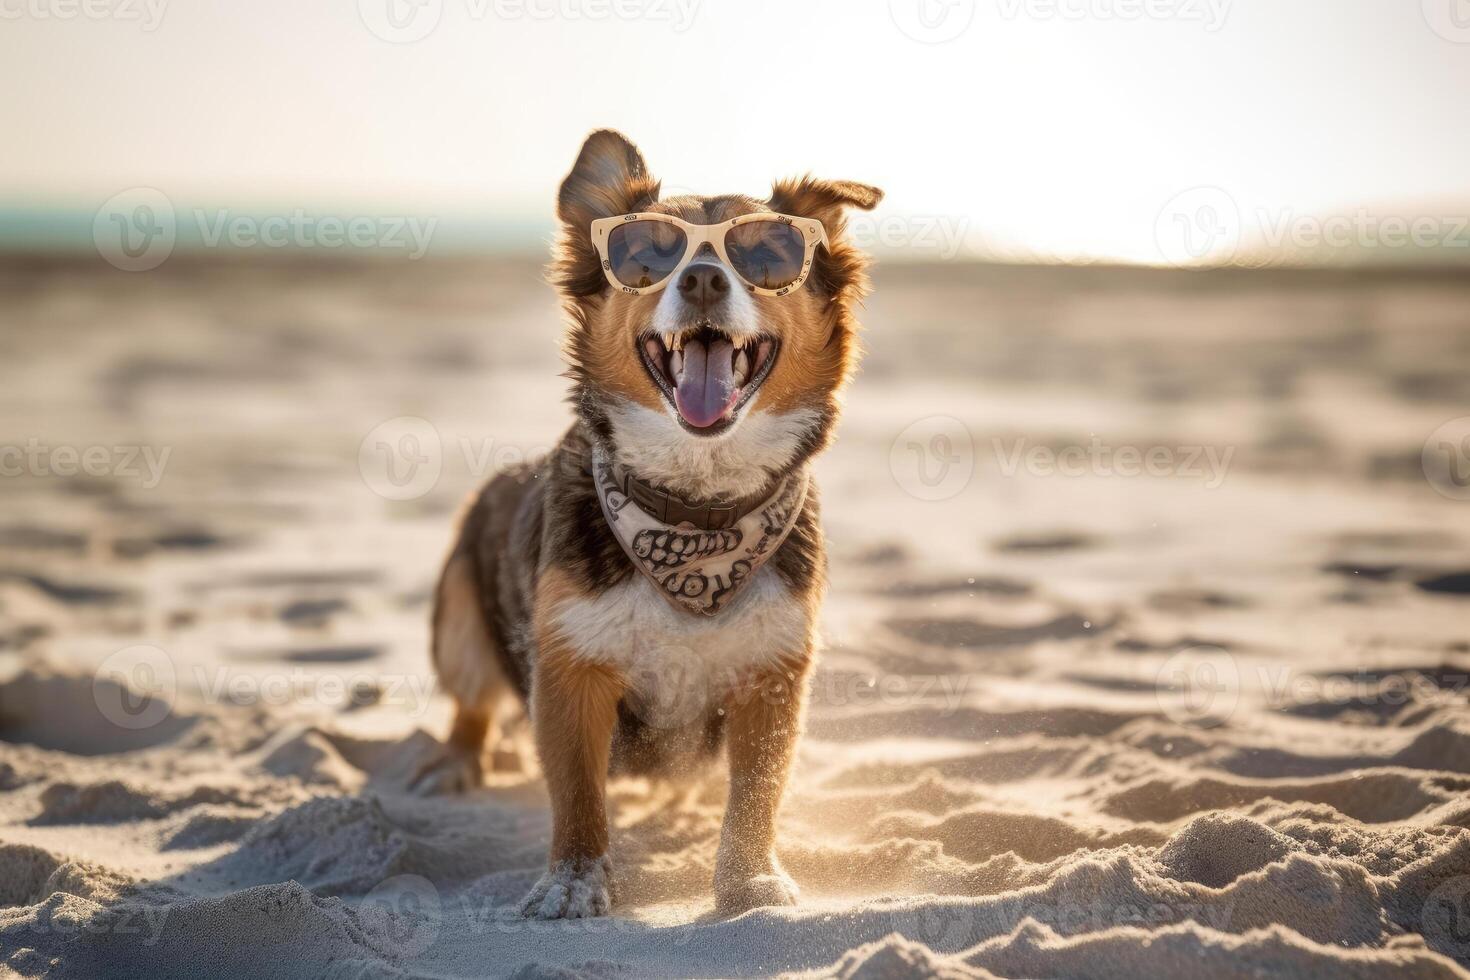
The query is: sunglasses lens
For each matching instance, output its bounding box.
[606,220,687,290]
[724,220,807,291]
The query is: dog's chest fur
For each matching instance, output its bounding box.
[549,566,809,726]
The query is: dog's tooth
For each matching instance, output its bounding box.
[734,349,750,385]
[670,349,684,381]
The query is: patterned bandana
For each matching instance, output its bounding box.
[592,447,809,617]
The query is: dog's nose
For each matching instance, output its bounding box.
[676,262,729,310]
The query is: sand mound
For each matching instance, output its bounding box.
[1154,813,1298,886]
[799,934,991,979]
[958,920,1466,980]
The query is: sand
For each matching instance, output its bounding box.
[2,255,1469,978]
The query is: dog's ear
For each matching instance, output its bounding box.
[769,176,883,301]
[553,130,660,299]
[768,176,883,236]
[557,130,660,231]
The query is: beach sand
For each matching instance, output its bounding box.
[2,255,1469,978]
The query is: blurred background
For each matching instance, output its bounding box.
[4,0,1470,266]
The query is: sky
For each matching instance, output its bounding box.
[2,0,1467,264]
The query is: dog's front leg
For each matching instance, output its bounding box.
[520,575,624,919]
[714,659,810,916]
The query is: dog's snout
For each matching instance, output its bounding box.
[676,262,729,310]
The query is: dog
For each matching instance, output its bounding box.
[415,129,881,919]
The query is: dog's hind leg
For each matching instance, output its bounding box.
[412,550,507,795]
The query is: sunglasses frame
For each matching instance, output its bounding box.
[590,211,829,298]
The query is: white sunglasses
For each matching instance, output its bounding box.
[590,212,829,298]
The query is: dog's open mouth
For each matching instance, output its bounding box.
[639,323,779,435]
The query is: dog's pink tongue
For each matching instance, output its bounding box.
[674,336,738,428]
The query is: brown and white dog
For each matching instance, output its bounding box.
[417,130,880,919]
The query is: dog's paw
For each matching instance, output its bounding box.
[519,856,613,919]
[407,745,482,796]
[715,871,799,917]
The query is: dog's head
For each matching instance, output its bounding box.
[551,130,881,498]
